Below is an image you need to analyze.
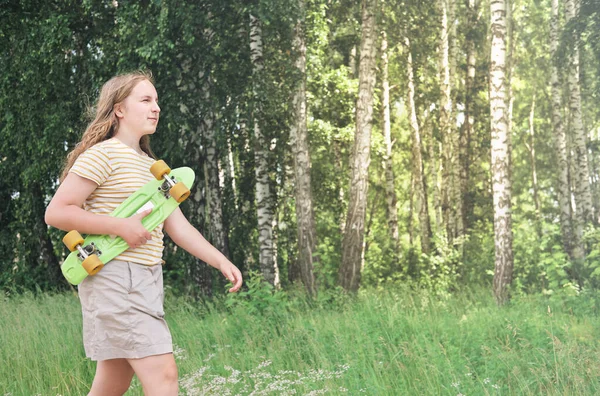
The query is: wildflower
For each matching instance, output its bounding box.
[452,382,460,388]
[484,378,491,384]
[257,359,273,369]
[173,344,187,361]
[203,353,216,362]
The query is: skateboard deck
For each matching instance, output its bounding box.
[60,165,195,285]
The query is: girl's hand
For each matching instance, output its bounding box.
[220,261,243,293]
[117,208,153,249]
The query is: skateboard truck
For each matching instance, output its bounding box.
[77,242,102,260]
[150,160,190,203]
[158,176,177,199]
[63,231,104,275]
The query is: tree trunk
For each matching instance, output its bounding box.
[550,0,577,258]
[177,57,213,297]
[463,0,479,233]
[566,0,594,226]
[290,1,317,296]
[333,139,346,235]
[190,130,213,298]
[490,0,514,305]
[409,170,415,249]
[527,94,542,234]
[405,36,431,254]
[448,0,463,241]
[225,128,238,210]
[438,0,455,242]
[33,185,62,286]
[381,31,401,263]
[250,13,280,287]
[339,0,378,292]
[425,115,442,234]
[200,74,229,258]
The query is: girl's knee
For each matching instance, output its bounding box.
[89,376,132,396]
[162,360,179,383]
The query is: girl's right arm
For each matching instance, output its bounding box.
[45,173,152,249]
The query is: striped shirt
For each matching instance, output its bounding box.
[70,137,164,265]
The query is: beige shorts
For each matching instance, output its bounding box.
[78,259,172,361]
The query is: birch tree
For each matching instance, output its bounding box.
[490,0,514,305]
[381,31,401,262]
[290,0,317,296]
[438,0,455,241]
[462,0,479,233]
[566,0,594,227]
[526,94,541,233]
[198,69,229,261]
[405,36,431,254]
[250,13,280,287]
[550,0,577,258]
[339,0,378,292]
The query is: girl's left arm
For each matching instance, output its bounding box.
[163,207,242,292]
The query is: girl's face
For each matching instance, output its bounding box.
[115,79,161,137]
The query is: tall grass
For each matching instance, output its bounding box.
[2,286,600,395]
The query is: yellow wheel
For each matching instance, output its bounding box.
[150,160,171,180]
[63,230,84,252]
[82,255,104,276]
[170,182,190,203]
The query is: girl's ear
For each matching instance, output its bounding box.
[114,103,124,118]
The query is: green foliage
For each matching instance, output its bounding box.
[582,226,600,289]
[225,271,289,315]
[417,234,465,297]
[512,219,575,296]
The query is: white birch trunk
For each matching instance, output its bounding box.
[250,13,280,287]
[566,0,594,225]
[381,31,401,261]
[438,0,460,242]
[550,0,576,258]
[290,2,317,296]
[527,95,541,230]
[425,115,442,234]
[448,0,463,241]
[490,0,514,305]
[462,0,478,234]
[406,36,431,254]
[339,0,378,291]
[438,0,453,241]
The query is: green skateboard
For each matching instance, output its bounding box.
[60,160,195,285]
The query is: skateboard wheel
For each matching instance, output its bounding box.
[82,255,104,275]
[63,230,84,252]
[170,182,190,203]
[150,160,171,180]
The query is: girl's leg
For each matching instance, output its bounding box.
[127,353,178,396]
[88,358,135,396]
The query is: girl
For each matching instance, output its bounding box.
[45,71,242,396]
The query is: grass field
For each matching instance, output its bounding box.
[2,286,600,395]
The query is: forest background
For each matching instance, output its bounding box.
[2,0,600,306]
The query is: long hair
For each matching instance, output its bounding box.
[60,71,156,182]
